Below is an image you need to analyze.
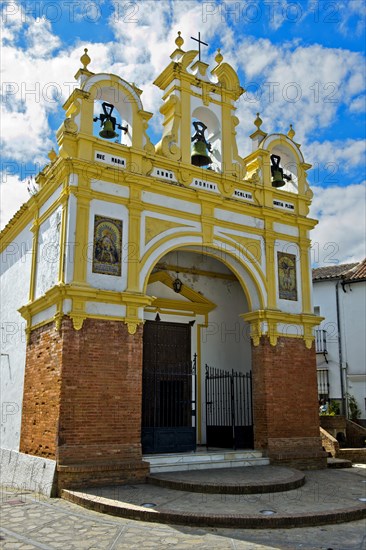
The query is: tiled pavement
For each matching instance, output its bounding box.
[1,465,366,549]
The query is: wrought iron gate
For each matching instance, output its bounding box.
[205,366,253,449]
[142,355,197,454]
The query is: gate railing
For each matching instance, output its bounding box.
[205,365,253,450]
[141,354,197,453]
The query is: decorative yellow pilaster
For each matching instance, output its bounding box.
[127,187,142,293]
[58,190,69,285]
[299,230,312,313]
[28,219,39,302]
[201,202,214,244]
[264,225,277,309]
[72,181,90,286]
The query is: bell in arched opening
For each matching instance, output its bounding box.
[270,154,292,188]
[191,121,212,167]
[93,102,128,140]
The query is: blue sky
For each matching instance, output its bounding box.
[0,0,365,264]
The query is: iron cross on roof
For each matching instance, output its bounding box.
[190,32,208,61]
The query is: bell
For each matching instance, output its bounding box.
[271,169,286,188]
[99,119,118,139]
[191,140,212,167]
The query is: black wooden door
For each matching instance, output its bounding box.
[141,321,196,454]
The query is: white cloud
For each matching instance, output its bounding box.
[233,39,365,157]
[269,0,306,31]
[349,95,366,113]
[304,139,366,177]
[25,16,61,57]
[337,0,366,36]
[310,183,366,266]
[0,0,24,45]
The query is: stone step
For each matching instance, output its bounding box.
[143,449,269,473]
[62,467,366,529]
[148,465,305,494]
[327,457,353,468]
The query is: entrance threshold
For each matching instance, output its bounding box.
[143,448,269,473]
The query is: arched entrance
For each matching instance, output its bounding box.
[141,247,254,454]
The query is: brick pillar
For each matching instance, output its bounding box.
[251,336,327,469]
[20,317,149,491]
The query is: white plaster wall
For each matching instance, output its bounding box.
[339,282,366,416]
[340,283,366,376]
[39,185,62,217]
[313,280,348,402]
[0,224,33,450]
[85,302,126,317]
[86,199,129,291]
[90,179,130,198]
[32,305,57,327]
[314,278,366,416]
[142,191,201,215]
[34,207,61,299]
[215,208,264,230]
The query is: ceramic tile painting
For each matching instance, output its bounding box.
[92,215,122,276]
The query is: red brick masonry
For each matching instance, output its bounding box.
[20,317,148,490]
[20,322,325,491]
[252,336,327,469]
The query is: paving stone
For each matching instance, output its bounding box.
[1,468,366,550]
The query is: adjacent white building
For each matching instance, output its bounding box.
[313,259,366,420]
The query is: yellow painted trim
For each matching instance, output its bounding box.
[142,239,265,312]
[75,188,130,206]
[211,234,266,305]
[264,227,277,309]
[145,217,190,245]
[155,263,237,281]
[72,185,90,285]
[299,231,312,313]
[127,188,143,292]
[58,193,69,284]
[18,285,155,331]
[28,221,39,302]
[148,271,216,314]
[241,310,323,348]
[145,308,195,317]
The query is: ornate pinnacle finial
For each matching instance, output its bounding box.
[175,31,184,50]
[288,123,295,139]
[80,48,91,70]
[48,148,57,162]
[215,48,223,64]
[254,112,263,130]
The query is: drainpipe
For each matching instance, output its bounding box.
[335,281,346,416]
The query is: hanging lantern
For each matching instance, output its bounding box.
[173,273,183,293]
[93,102,128,140]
